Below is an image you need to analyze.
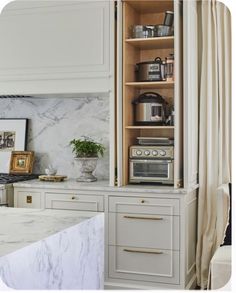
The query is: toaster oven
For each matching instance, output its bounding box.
[129,146,174,185]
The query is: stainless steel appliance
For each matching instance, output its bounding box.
[129,146,174,184]
[135,57,165,82]
[132,92,168,125]
[0,174,38,206]
[137,137,174,146]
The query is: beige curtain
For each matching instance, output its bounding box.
[196,0,231,289]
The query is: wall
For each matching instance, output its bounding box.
[0,97,109,180]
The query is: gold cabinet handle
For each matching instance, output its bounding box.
[123,215,163,220]
[123,248,163,255]
[26,195,32,204]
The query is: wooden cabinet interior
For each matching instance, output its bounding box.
[122,0,182,187]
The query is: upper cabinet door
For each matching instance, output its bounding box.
[183,0,199,188]
[0,1,114,95]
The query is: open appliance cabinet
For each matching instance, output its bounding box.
[117,0,183,187]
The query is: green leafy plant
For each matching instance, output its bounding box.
[70,136,105,158]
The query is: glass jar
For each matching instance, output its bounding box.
[165,54,174,82]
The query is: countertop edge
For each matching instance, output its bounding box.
[13,180,199,194]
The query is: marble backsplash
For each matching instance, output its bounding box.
[0,97,109,179]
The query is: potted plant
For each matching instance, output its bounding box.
[70,136,105,182]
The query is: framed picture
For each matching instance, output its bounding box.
[9,151,34,174]
[0,119,28,173]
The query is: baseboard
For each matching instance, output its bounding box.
[105,275,197,291]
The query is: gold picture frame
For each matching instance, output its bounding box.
[9,151,34,174]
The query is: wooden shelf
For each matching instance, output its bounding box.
[126,36,174,50]
[125,81,174,89]
[126,0,174,13]
[126,126,174,130]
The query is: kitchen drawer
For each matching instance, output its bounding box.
[45,192,104,212]
[109,213,179,250]
[109,196,179,215]
[109,246,180,284]
[14,191,42,208]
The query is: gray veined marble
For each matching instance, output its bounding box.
[0,97,109,179]
[0,208,104,290]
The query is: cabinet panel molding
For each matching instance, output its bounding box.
[109,212,180,250]
[0,1,113,94]
[14,190,43,208]
[109,196,180,215]
[45,192,104,212]
[108,246,180,284]
[183,0,199,188]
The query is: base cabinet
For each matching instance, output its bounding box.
[14,188,104,212]
[105,191,197,290]
[14,190,43,209]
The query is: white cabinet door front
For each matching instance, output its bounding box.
[45,192,104,211]
[183,0,199,188]
[0,0,113,94]
[109,246,180,284]
[109,213,180,250]
[14,190,43,208]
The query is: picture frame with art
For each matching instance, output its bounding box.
[0,119,28,173]
[9,151,34,174]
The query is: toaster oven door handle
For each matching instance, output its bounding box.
[130,159,173,163]
[123,248,163,255]
[123,215,163,220]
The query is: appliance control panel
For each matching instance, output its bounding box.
[130,145,174,159]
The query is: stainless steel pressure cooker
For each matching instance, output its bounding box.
[135,57,166,82]
[132,92,168,125]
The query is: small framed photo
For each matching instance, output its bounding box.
[9,151,34,174]
[0,119,28,173]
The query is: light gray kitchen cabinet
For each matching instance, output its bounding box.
[183,0,199,188]
[45,191,104,212]
[0,0,114,96]
[116,0,199,190]
[14,190,44,209]
[105,190,197,290]
[14,186,104,212]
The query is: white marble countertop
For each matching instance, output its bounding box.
[13,179,194,194]
[0,208,104,289]
[0,207,100,257]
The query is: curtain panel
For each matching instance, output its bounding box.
[196,0,231,288]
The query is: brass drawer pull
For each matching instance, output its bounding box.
[26,195,32,204]
[71,196,76,200]
[123,215,163,220]
[123,248,163,255]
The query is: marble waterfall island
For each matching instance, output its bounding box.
[0,208,104,290]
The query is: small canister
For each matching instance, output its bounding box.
[163,11,174,26]
[132,25,155,39]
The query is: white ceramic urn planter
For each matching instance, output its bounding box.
[75,157,98,182]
